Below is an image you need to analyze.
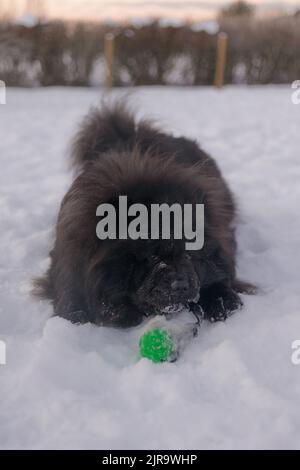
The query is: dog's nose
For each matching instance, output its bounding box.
[171,278,189,295]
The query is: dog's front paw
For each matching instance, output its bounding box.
[200,283,243,322]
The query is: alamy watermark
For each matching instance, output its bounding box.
[291,80,300,105]
[0,80,6,104]
[96,196,205,250]
[0,340,6,365]
[291,340,300,365]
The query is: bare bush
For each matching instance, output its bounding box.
[0,16,300,87]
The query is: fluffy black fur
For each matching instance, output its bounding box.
[34,103,254,327]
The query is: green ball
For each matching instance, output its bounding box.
[139,328,174,363]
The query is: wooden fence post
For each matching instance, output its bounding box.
[214,32,228,89]
[104,33,114,90]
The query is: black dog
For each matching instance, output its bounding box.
[34,103,254,327]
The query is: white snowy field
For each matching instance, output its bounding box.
[0,86,300,450]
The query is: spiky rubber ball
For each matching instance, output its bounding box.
[139,328,174,363]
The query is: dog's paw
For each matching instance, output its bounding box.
[200,284,243,322]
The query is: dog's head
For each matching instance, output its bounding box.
[85,237,201,326]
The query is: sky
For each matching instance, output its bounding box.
[1,0,300,21]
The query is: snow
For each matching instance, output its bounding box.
[15,13,42,28]
[190,20,219,35]
[0,85,300,450]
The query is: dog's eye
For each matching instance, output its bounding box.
[152,260,168,276]
[157,261,167,270]
[148,254,160,267]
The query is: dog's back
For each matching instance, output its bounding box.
[72,103,222,180]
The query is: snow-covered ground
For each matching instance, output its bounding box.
[0,86,300,450]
